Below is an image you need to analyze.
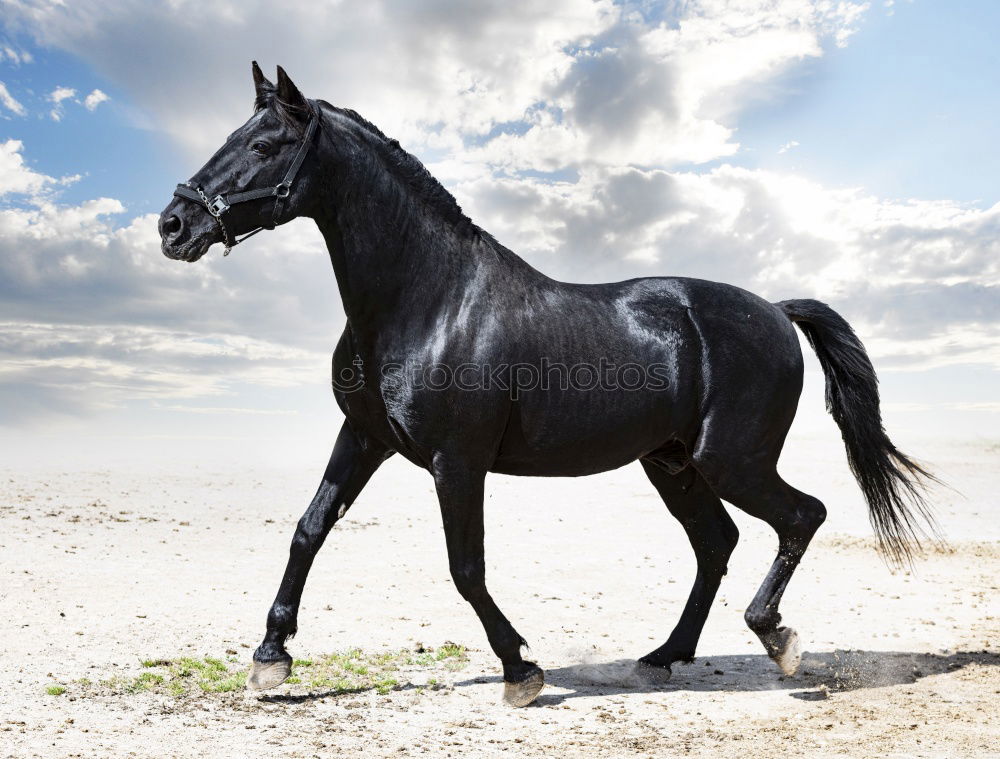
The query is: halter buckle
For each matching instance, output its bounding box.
[208,195,230,216]
[275,182,291,198]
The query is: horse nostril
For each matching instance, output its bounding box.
[162,214,183,237]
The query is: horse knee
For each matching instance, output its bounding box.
[449,561,486,601]
[290,524,313,555]
[291,515,327,556]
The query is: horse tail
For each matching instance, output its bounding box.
[776,298,941,566]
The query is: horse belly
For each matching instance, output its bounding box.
[491,388,692,477]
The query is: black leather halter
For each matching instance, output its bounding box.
[173,108,320,255]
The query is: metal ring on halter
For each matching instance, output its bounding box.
[189,182,234,255]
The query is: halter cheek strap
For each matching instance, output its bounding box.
[173,108,320,255]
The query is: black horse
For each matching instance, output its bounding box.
[158,64,936,707]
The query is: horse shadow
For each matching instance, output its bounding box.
[454,648,999,705]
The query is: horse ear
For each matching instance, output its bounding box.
[251,60,273,101]
[275,65,309,118]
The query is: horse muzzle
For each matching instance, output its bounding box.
[158,201,217,262]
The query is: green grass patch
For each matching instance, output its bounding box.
[76,644,468,701]
[45,684,66,696]
[125,672,164,694]
[436,643,465,660]
[80,656,247,699]
[285,642,468,696]
[374,676,399,695]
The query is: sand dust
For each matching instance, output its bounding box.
[0,435,996,757]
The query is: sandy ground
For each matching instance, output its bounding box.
[0,433,997,758]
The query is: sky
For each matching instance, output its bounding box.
[0,0,997,469]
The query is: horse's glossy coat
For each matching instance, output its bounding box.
[160,65,936,705]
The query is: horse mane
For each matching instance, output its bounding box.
[253,88,487,242]
[323,101,485,241]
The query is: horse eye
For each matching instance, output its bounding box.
[251,142,270,155]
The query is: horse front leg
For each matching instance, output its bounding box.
[248,422,389,690]
[432,457,543,707]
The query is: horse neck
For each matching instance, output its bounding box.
[312,140,541,341]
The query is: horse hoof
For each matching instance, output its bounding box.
[247,658,292,691]
[502,664,544,707]
[634,659,672,683]
[772,627,801,676]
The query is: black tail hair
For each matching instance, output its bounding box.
[777,299,941,566]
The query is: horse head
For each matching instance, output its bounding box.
[158,63,322,261]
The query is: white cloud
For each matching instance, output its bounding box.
[49,86,76,102]
[778,140,799,154]
[153,404,298,415]
[0,139,79,196]
[497,0,869,169]
[0,81,26,116]
[6,0,616,157]
[0,44,32,65]
[4,0,865,165]
[83,88,109,111]
[0,322,324,416]
[48,85,76,121]
[45,86,111,120]
[396,1,871,175]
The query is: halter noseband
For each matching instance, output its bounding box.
[173,107,320,255]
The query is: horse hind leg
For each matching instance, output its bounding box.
[698,461,826,676]
[636,460,739,678]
